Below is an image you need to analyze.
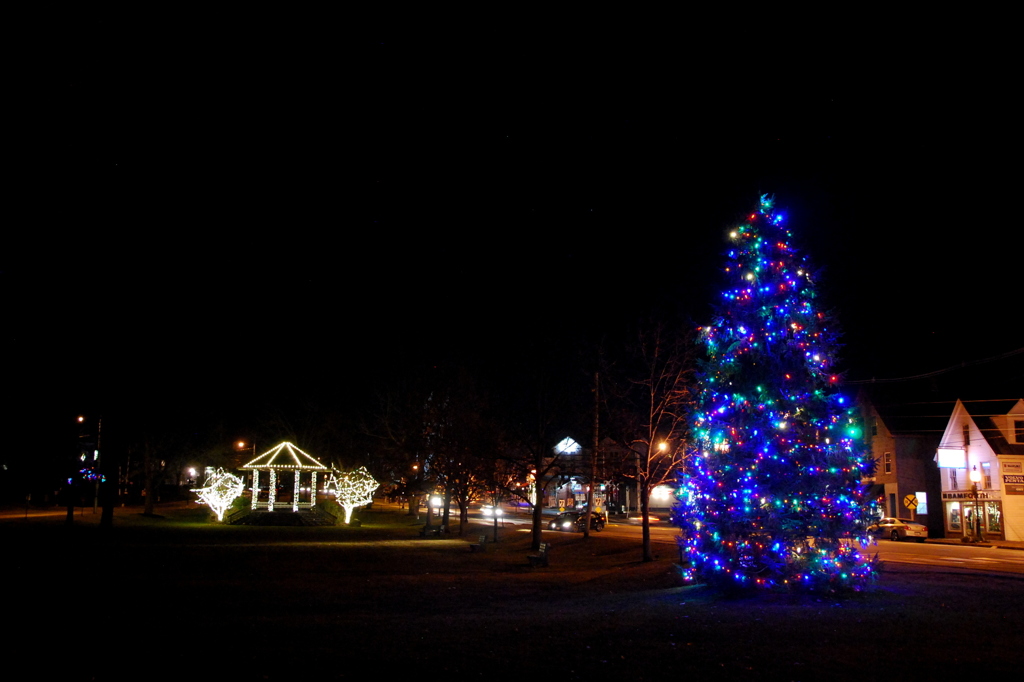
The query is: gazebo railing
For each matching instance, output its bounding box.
[252,500,316,511]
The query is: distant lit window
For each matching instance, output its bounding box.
[883,452,892,475]
[982,462,992,489]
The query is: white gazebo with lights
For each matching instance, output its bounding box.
[241,442,330,512]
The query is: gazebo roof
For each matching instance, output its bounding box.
[241,442,329,471]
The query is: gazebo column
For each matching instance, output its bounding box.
[251,470,260,510]
[269,470,277,511]
[293,470,301,512]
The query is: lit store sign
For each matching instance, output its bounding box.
[1004,475,1024,495]
[942,491,996,501]
[936,448,966,468]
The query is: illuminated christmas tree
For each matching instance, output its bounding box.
[675,195,874,593]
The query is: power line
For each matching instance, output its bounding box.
[847,347,1024,384]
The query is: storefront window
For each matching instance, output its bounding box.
[964,504,977,533]
[947,501,962,531]
[986,501,1002,533]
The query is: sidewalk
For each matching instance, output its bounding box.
[927,536,1024,551]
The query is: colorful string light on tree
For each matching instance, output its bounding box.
[673,194,874,594]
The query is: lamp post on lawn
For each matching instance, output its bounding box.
[236,441,256,463]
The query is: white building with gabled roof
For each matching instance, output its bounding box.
[935,399,1024,540]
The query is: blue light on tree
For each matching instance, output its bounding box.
[673,195,874,593]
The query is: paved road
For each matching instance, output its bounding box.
[552,515,1024,576]
[867,538,1024,575]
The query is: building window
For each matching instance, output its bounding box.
[870,416,877,437]
[950,468,959,491]
[963,424,970,447]
[947,501,962,531]
[883,452,892,474]
[986,501,1002,533]
[982,462,992,489]
[964,504,979,534]
[1015,419,1024,444]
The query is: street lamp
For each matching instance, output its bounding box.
[969,465,983,542]
[235,441,257,473]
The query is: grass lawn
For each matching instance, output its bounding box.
[5,503,1022,681]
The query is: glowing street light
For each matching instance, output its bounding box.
[969,465,983,542]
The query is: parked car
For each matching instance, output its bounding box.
[867,517,928,543]
[548,511,606,532]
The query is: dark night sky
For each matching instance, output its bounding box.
[4,18,1021,473]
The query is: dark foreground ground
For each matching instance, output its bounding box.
[4,503,1023,681]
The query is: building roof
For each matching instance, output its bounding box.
[859,385,955,436]
[859,373,1024,440]
[961,399,1024,456]
[241,442,330,470]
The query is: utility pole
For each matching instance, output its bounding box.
[584,371,598,538]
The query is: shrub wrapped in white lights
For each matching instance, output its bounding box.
[326,466,379,524]
[192,468,245,521]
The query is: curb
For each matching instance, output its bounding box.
[927,539,1024,551]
